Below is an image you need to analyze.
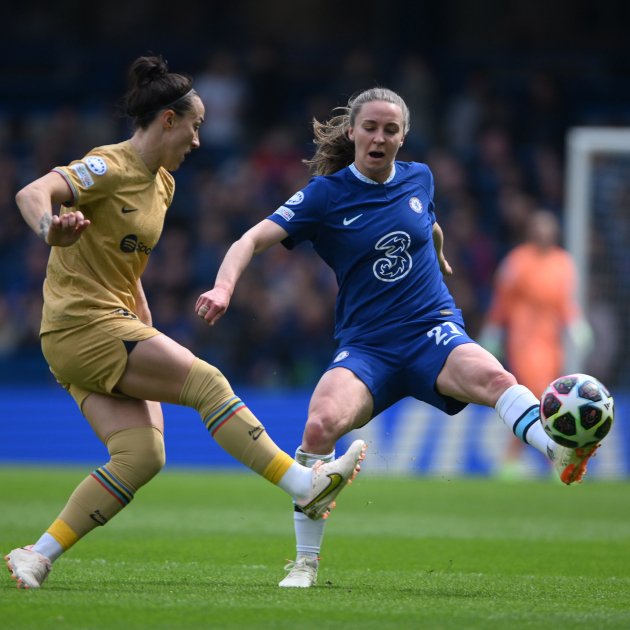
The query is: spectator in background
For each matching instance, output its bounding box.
[0,153,31,294]
[442,67,493,159]
[0,296,24,357]
[249,124,308,203]
[31,107,89,176]
[426,147,471,209]
[441,197,498,334]
[471,124,525,237]
[392,53,438,154]
[480,209,592,477]
[243,43,286,142]
[330,47,380,101]
[520,70,570,154]
[527,144,565,213]
[495,187,538,256]
[194,50,248,167]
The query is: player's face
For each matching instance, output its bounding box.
[348,101,405,183]
[162,95,205,171]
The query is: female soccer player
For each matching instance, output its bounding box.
[481,209,592,476]
[5,55,366,590]
[196,87,600,588]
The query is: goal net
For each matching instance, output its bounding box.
[564,127,630,393]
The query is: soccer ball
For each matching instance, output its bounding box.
[540,373,614,449]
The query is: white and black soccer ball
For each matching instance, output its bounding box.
[540,373,614,449]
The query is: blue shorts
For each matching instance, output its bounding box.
[326,321,475,417]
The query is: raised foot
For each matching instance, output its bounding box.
[296,440,367,520]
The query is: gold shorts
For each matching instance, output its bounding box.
[41,310,160,409]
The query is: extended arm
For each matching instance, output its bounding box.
[195,219,289,325]
[15,172,90,246]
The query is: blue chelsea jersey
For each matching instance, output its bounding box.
[267,161,463,344]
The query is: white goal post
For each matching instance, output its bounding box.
[563,127,630,376]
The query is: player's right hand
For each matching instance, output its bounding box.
[47,211,91,247]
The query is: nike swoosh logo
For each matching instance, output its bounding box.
[300,472,344,511]
[121,207,138,214]
[343,214,363,226]
[248,425,265,441]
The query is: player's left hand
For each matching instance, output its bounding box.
[438,253,453,276]
[195,286,231,325]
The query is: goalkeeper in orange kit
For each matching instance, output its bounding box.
[480,209,592,476]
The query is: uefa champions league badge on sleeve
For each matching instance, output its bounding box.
[274,206,295,221]
[70,163,94,188]
[85,156,108,176]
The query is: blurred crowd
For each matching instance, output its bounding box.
[1,41,629,390]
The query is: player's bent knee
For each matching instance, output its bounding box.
[303,415,342,449]
[106,426,166,491]
[491,369,518,391]
[179,357,235,419]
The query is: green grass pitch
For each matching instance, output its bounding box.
[2,467,630,629]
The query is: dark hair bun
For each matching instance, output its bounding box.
[129,55,169,88]
[122,53,194,128]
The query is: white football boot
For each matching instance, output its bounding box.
[279,557,319,588]
[550,443,599,484]
[5,546,52,589]
[295,439,367,520]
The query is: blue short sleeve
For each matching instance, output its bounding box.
[267,177,328,248]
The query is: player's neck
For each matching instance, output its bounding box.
[130,133,161,174]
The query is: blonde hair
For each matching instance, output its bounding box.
[303,87,410,176]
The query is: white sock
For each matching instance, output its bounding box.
[496,384,555,457]
[276,462,312,500]
[294,511,323,560]
[32,532,64,562]
[292,447,334,560]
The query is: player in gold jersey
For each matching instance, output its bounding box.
[5,54,366,590]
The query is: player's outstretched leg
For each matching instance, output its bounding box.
[496,383,604,485]
[5,546,52,589]
[550,443,600,485]
[294,440,367,520]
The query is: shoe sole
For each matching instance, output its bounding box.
[279,579,317,588]
[322,441,367,519]
[560,444,599,484]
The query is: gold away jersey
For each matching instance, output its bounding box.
[41,140,175,333]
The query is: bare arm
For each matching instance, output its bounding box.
[432,221,453,276]
[195,219,289,325]
[15,172,90,246]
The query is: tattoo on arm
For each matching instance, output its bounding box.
[39,214,52,242]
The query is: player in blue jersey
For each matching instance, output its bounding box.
[196,87,601,588]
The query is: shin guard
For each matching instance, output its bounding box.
[180,358,292,481]
[48,426,165,550]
